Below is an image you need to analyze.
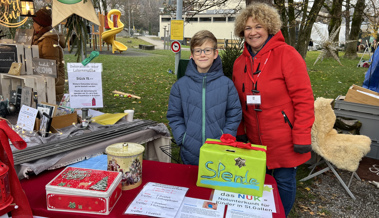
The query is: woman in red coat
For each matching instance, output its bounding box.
[232,3,314,216]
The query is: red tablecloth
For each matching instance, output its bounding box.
[21,160,285,217]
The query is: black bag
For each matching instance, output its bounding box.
[334,116,362,135]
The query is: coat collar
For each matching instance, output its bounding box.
[185,55,224,82]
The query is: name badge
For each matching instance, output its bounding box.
[247,95,261,105]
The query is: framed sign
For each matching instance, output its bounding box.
[67,63,103,109]
[37,102,57,118]
[0,44,18,73]
[39,112,52,137]
[16,105,38,132]
[32,58,57,78]
[20,87,33,107]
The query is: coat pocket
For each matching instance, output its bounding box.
[281,111,293,129]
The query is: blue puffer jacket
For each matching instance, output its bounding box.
[167,56,242,165]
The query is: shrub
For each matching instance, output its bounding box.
[220,39,244,79]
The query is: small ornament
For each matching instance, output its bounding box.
[263,185,274,192]
[312,25,356,66]
[78,182,92,188]
[234,157,246,168]
[68,202,76,209]
[90,176,109,191]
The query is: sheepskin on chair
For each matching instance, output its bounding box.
[312,97,371,172]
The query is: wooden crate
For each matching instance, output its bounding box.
[1,74,56,105]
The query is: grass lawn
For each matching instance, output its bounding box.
[116,37,154,49]
[65,43,367,128]
[64,37,370,217]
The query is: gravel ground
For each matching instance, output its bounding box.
[291,166,379,217]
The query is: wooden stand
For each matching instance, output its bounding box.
[1,74,56,105]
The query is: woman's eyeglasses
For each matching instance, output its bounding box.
[192,48,215,56]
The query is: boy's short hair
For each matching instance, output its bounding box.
[190,30,218,52]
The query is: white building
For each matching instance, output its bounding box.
[159,0,245,41]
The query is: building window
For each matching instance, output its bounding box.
[228,17,235,22]
[213,17,226,22]
[162,18,171,22]
[185,17,198,22]
[200,17,212,22]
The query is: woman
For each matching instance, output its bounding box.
[32,7,66,103]
[232,3,314,216]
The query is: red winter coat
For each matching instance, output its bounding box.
[232,31,314,169]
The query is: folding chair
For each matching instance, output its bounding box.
[300,98,371,200]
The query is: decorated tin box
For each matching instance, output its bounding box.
[197,135,267,197]
[106,142,144,190]
[46,167,122,215]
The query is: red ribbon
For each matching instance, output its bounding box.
[205,134,266,152]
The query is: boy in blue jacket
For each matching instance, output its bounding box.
[167,30,242,165]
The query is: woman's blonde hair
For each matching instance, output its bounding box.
[234,3,282,38]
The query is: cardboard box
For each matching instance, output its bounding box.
[46,167,122,215]
[34,112,79,133]
[197,138,267,197]
[345,84,379,106]
[51,111,79,130]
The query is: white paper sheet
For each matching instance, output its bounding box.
[175,197,225,218]
[212,185,276,217]
[67,63,103,109]
[16,105,38,132]
[125,182,188,217]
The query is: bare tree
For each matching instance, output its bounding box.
[246,0,273,5]
[275,0,325,58]
[345,0,350,41]
[344,0,365,59]
[321,0,343,59]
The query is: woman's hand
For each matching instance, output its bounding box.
[294,144,312,154]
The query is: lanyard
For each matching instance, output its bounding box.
[246,50,272,84]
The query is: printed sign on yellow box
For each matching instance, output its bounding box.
[197,134,267,197]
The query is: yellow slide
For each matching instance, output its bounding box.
[102,9,128,53]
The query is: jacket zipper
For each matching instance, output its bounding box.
[202,76,206,144]
[182,132,186,145]
[281,111,293,129]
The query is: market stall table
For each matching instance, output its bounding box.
[20,160,285,217]
[14,120,172,179]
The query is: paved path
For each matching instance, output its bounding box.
[139,36,190,51]
[139,36,165,50]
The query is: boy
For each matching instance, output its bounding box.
[167,30,242,165]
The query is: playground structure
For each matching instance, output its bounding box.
[63,10,127,53]
[101,9,127,53]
